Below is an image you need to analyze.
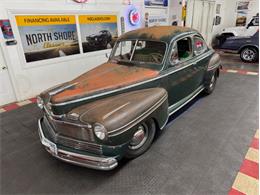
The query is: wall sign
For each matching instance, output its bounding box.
[15,15,80,63]
[146,15,168,27]
[129,8,140,26]
[79,15,118,53]
[144,0,168,8]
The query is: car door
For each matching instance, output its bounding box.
[191,34,210,88]
[163,35,200,110]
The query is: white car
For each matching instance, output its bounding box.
[217,15,259,45]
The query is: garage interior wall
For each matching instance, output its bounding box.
[0,0,179,105]
[186,0,259,44]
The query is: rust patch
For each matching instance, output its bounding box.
[119,26,193,41]
[51,63,159,103]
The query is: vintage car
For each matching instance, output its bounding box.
[219,31,259,62]
[37,26,221,170]
[86,30,112,49]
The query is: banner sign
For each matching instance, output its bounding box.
[79,15,118,53]
[16,15,80,62]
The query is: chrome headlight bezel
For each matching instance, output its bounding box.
[37,96,44,109]
[93,123,107,140]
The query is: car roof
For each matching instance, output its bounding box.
[118,26,198,43]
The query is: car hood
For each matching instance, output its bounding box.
[222,27,246,36]
[46,62,159,104]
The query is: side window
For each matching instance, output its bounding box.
[252,17,259,26]
[193,36,207,56]
[169,37,192,65]
[114,41,134,60]
[169,44,179,65]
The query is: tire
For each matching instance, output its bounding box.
[125,118,156,159]
[240,47,258,63]
[204,72,217,95]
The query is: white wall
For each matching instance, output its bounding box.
[186,0,259,44]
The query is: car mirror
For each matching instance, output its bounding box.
[105,53,110,59]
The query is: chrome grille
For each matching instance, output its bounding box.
[43,116,102,155]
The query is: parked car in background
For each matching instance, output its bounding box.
[37,26,221,170]
[219,31,259,62]
[86,30,112,49]
[216,14,259,46]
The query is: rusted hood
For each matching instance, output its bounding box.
[50,62,159,104]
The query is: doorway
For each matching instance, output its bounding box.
[186,0,216,45]
[0,45,16,106]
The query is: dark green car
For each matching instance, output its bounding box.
[37,26,221,170]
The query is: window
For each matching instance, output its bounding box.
[169,37,192,65]
[251,17,259,26]
[193,36,207,56]
[111,40,166,66]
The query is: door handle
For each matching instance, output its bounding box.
[2,66,7,70]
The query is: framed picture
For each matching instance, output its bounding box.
[236,1,249,11]
[79,15,118,53]
[236,11,248,26]
[144,0,168,8]
[216,4,221,14]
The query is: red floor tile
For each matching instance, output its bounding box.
[239,159,259,179]
[29,97,37,103]
[3,103,19,111]
[228,188,246,195]
[250,137,259,150]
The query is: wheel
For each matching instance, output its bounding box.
[125,119,156,159]
[204,72,217,95]
[240,47,258,63]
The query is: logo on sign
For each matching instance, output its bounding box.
[129,9,140,26]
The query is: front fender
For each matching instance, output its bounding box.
[69,88,169,145]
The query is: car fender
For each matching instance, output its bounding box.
[238,44,259,53]
[204,52,221,85]
[69,88,169,145]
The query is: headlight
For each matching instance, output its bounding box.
[93,123,107,140]
[37,96,44,109]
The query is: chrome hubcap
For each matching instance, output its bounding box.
[243,49,255,61]
[209,75,215,89]
[129,124,148,150]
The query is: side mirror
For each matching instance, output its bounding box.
[105,53,110,59]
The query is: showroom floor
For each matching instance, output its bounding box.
[0,54,258,194]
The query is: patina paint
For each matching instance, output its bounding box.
[118,26,194,42]
[51,63,159,103]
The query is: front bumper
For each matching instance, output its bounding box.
[38,118,118,170]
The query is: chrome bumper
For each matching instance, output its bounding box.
[38,118,118,170]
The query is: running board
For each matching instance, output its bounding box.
[168,86,204,116]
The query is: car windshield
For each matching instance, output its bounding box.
[109,40,166,70]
